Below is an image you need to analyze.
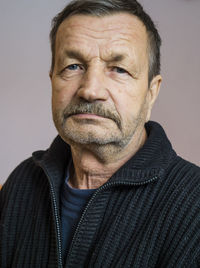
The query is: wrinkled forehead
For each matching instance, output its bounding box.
[56,13,148,48]
[55,13,148,64]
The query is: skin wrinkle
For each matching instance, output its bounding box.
[51,13,162,189]
[57,49,141,79]
[55,16,146,76]
[60,15,146,38]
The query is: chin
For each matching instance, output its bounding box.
[62,132,114,146]
[61,128,132,149]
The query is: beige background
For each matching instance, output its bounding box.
[0,0,199,184]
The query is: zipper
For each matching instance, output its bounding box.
[66,176,158,266]
[49,180,63,268]
[39,164,63,268]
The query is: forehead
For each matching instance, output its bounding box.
[55,13,148,61]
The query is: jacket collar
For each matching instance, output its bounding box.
[33,121,176,190]
[109,121,177,184]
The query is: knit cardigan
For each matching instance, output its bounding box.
[0,121,200,268]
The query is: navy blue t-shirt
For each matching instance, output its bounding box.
[61,163,96,261]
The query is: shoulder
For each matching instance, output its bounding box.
[4,153,45,186]
[0,152,47,207]
[168,156,200,179]
[162,156,200,208]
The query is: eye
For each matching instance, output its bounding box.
[66,64,83,71]
[112,66,127,74]
[59,64,85,77]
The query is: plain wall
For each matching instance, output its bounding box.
[0,0,199,184]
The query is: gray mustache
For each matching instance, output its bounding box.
[63,102,121,129]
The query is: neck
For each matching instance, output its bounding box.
[68,128,147,189]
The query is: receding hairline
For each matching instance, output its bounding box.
[53,12,149,76]
[53,12,150,65]
[56,11,149,36]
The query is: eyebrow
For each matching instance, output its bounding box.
[65,50,86,63]
[106,54,126,62]
[63,49,128,63]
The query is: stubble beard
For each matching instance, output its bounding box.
[53,101,146,155]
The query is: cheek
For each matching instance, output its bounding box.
[51,79,77,109]
[109,83,141,117]
[109,81,149,123]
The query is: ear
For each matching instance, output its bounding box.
[146,74,162,122]
[49,71,52,80]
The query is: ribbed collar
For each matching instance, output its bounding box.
[108,121,177,184]
[33,121,176,194]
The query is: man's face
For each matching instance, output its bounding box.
[51,13,159,149]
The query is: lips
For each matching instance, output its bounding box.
[63,102,122,129]
[69,112,106,119]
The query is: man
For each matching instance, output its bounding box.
[0,0,200,267]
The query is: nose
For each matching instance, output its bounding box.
[77,66,109,102]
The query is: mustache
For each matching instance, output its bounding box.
[63,102,122,129]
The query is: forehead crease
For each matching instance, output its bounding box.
[58,43,132,62]
[58,23,116,43]
[58,15,147,40]
[56,42,142,69]
[55,15,148,64]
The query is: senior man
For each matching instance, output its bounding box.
[1,0,200,267]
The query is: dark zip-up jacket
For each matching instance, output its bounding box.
[1,121,200,267]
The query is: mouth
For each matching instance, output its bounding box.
[69,113,107,119]
[63,104,122,130]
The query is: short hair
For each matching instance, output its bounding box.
[50,0,161,84]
